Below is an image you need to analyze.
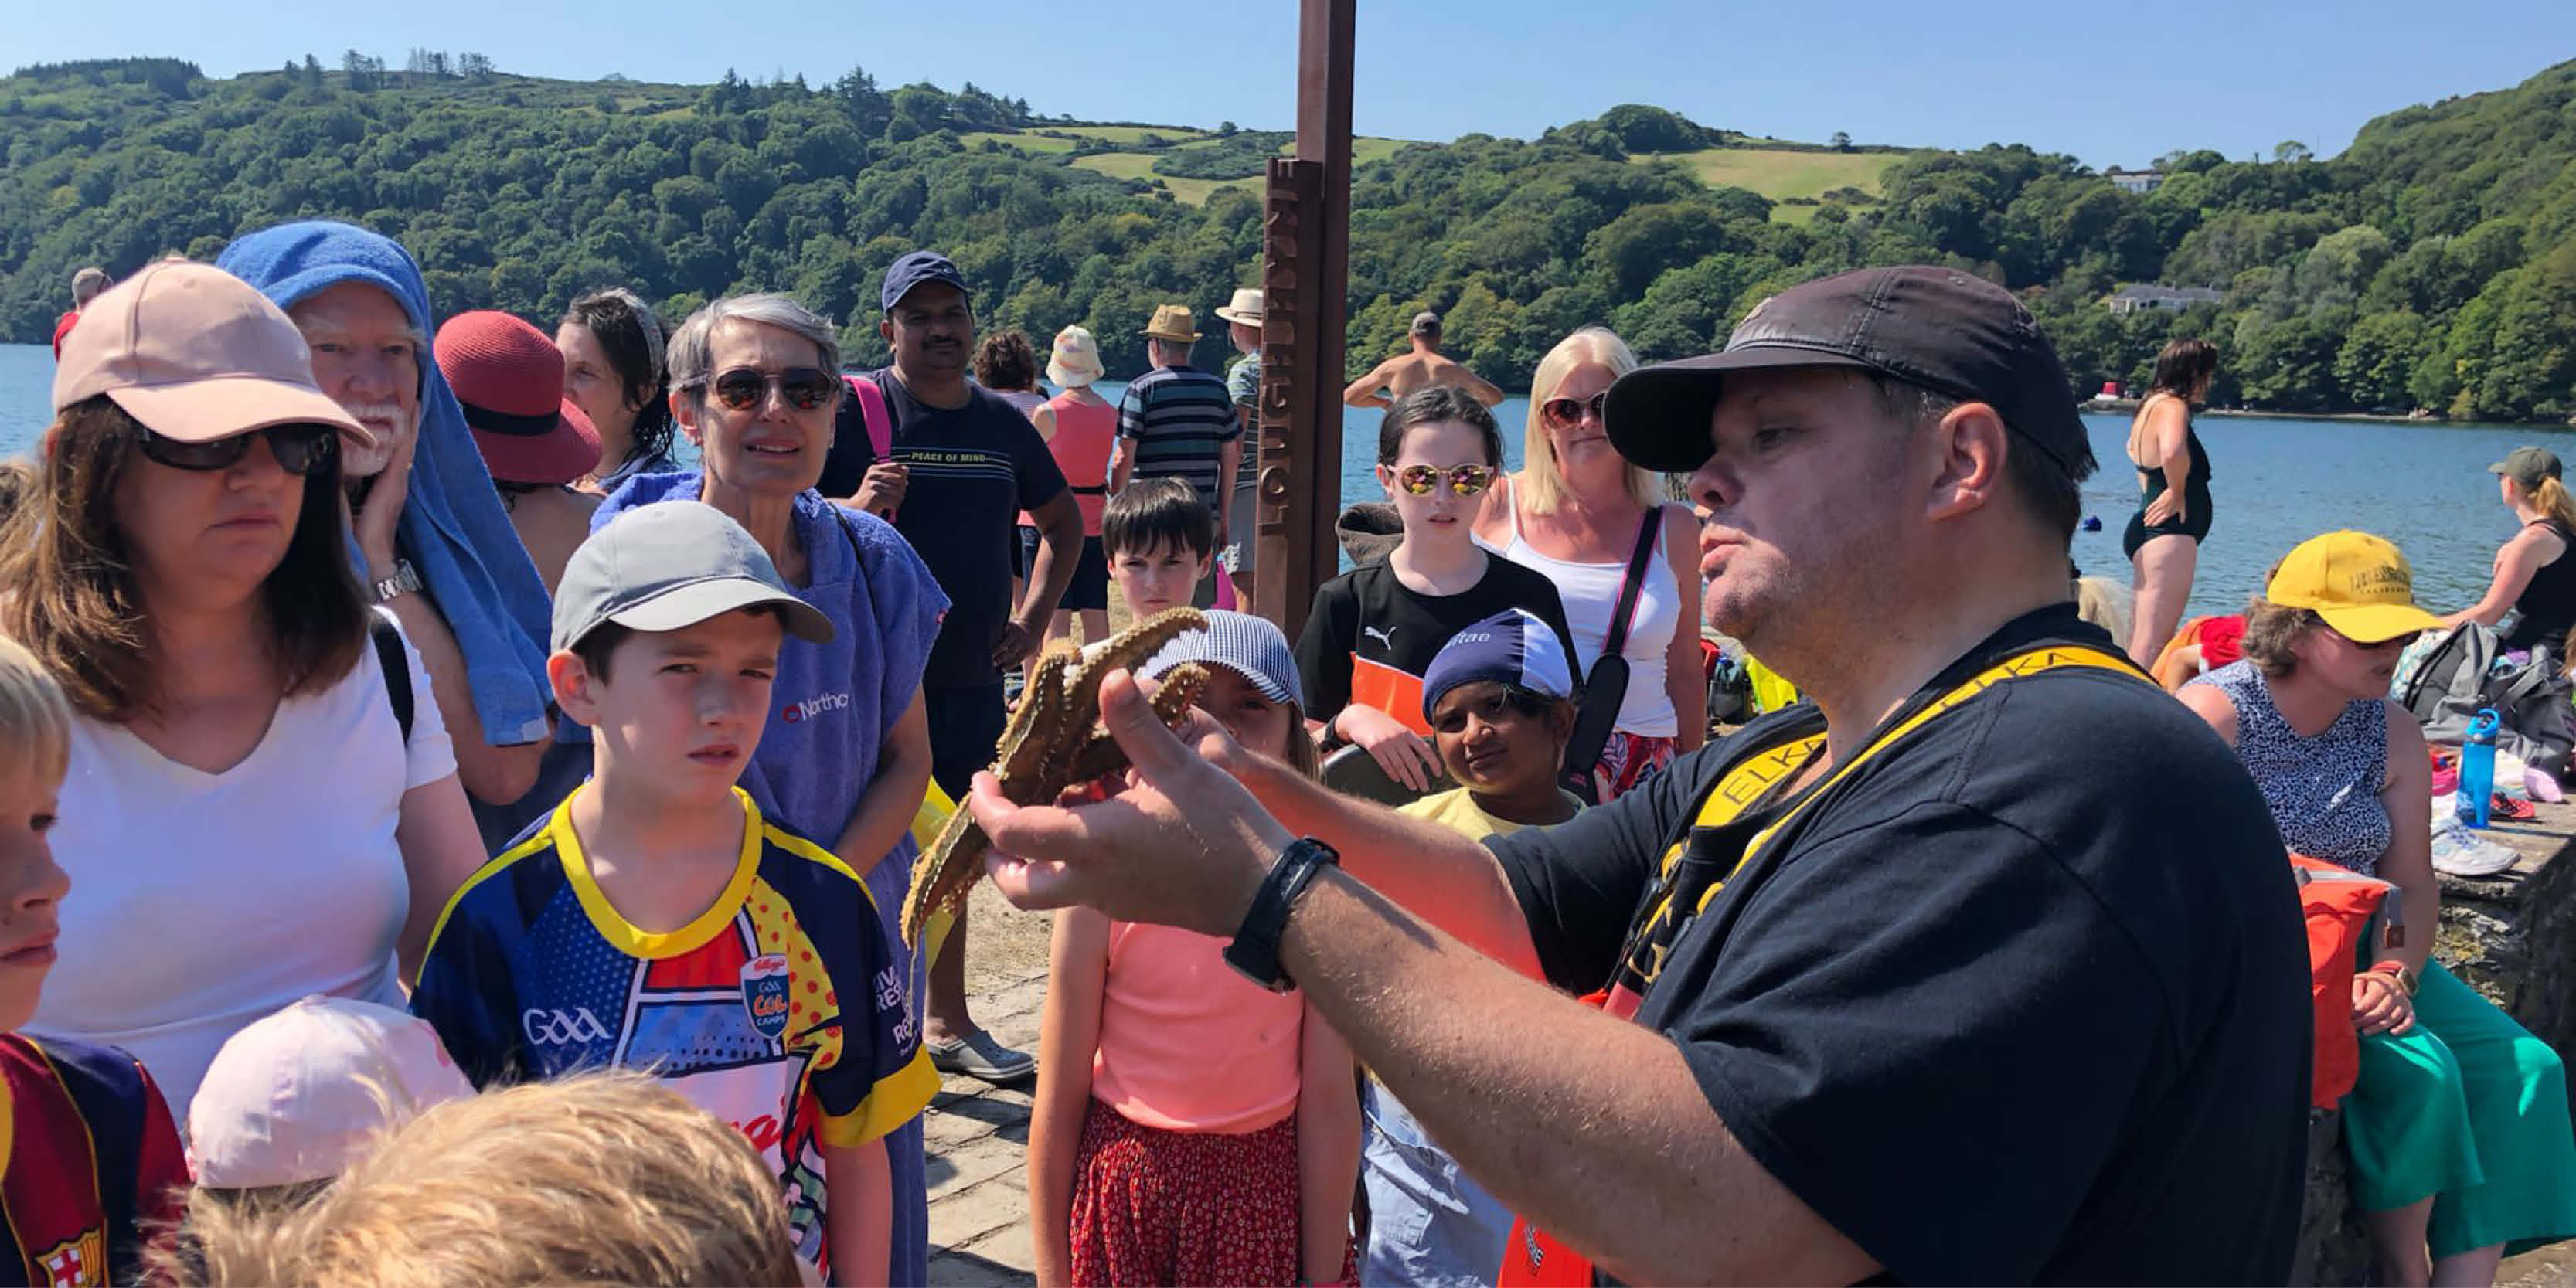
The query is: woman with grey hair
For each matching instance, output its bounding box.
[589,293,949,1286]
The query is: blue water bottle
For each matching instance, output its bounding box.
[2459,709,2501,829]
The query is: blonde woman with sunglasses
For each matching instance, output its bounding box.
[1294,387,1578,796]
[1473,328,1704,800]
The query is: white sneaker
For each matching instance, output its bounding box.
[2431,817,2519,877]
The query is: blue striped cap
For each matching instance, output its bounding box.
[1421,609,1574,722]
[1138,610,1302,705]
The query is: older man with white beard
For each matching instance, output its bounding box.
[219,223,558,837]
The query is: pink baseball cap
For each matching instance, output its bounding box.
[186,995,475,1188]
[52,260,372,450]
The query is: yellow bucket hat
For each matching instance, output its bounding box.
[2265,531,2447,644]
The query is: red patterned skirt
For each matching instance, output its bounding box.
[1069,1099,1355,1286]
[1588,731,1677,803]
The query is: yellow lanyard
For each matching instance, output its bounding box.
[1652,643,2146,929]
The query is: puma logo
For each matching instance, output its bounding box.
[1363,626,1396,649]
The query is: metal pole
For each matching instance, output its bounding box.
[1251,0,1355,641]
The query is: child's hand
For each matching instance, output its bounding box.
[1337,705,1442,794]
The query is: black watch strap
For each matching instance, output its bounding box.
[1223,838,1340,992]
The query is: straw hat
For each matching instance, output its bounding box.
[1140,304,1201,343]
[1049,326,1104,388]
[1214,288,1264,327]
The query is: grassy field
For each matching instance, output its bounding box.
[1069,152,1160,181]
[1635,148,1906,217]
[1010,127,1421,206]
[1070,152,1257,206]
[959,131,1080,155]
[1045,124,1207,145]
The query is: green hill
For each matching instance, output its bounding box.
[3,56,2572,419]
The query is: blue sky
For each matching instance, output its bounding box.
[5,0,2566,167]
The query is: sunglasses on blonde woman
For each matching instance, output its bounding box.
[1394,464,1496,497]
[684,366,839,412]
[1542,392,1608,427]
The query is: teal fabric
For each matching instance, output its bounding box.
[2342,963,2576,1258]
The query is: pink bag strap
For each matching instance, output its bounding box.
[845,373,893,460]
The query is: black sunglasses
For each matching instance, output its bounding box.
[686,366,839,413]
[136,424,339,476]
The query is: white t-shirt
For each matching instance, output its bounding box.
[29,613,455,1127]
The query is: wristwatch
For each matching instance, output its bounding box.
[2367,961,2421,996]
[373,559,421,605]
[1223,838,1341,992]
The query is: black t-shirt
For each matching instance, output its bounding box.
[820,370,1068,689]
[1490,605,2309,1285]
[1295,556,1577,733]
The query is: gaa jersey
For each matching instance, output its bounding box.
[411,788,938,1281]
[0,1034,186,1288]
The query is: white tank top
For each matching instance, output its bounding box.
[1494,495,1682,738]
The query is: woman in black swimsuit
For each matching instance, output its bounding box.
[2125,338,2219,666]
[2444,446,2576,656]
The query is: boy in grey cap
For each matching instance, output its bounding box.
[411,501,938,1286]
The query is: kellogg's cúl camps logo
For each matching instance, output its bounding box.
[742,953,791,1042]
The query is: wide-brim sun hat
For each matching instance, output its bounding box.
[2265,530,2448,644]
[436,310,604,486]
[1214,288,1264,327]
[53,260,372,450]
[1048,327,1105,389]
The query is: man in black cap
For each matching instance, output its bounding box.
[963,267,2311,1283]
[818,250,1080,1083]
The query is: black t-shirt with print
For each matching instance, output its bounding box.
[820,370,1068,689]
[1488,605,2309,1285]
[1294,556,1577,733]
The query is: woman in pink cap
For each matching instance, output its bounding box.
[437,310,604,596]
[2,261,488,1127]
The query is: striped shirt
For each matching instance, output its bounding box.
[1118,364,1241,515]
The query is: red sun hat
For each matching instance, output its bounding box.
[434,310,602,486]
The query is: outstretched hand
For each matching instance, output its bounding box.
[970,668,1294,937]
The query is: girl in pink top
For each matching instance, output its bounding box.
[1029,613,1359,1287]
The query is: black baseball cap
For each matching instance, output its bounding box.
[880,250,970,312]
[1604,266,2090,475]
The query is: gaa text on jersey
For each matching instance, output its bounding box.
[524,1007,612,1045]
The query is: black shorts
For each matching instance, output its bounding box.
[1017,527,1110,613]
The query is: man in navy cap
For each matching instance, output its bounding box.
[965,267,2311,1284]
[818,250,1079,1083]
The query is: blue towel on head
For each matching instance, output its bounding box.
[217,220,554,745]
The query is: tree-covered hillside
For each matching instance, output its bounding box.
[4,55,2571,420]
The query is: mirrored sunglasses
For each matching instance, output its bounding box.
[1395,463,1496,497]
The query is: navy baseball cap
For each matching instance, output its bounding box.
[1604,266,2091,476]
[881,251,970,312]
[1421,610,1575,722]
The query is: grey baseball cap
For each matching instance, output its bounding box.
[552,501,834,654]
[1138,610,1302,705]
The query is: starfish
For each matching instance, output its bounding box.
[900,607,1214,946]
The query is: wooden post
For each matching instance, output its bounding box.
[1251,0,1355,641]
